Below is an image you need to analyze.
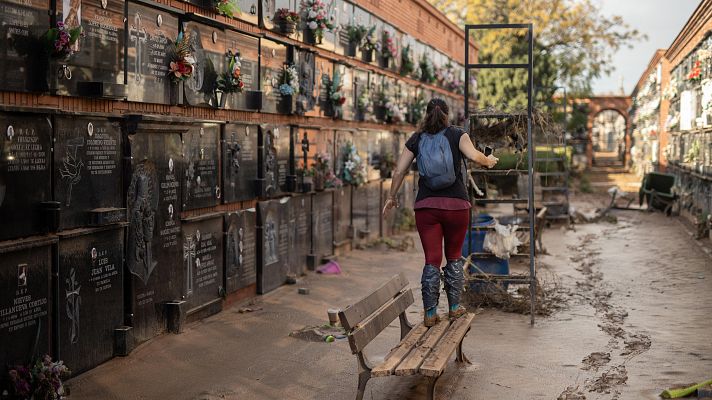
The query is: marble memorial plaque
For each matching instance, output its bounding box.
[257,197,290,294]
[182,20,225,107]
[333,185,351,246]
[289,194,311,275]
[258,124,293,197]
[183,123,220,210]
[315,0,337,53]
[260,38,290,114]
[0,240,52,381]
[236,0,260,25]
[353,4,370,60]
[353,129,379,182]
[126,2,179,104]
[295,49,317,115]
[365,180,381,240]
[334,64,354,120]
[224,31,260,111]
[353,69,369,121]
[295,126,331,173]
[315,57,333,117]
[0,113,52,241]
[225,208,256,293]
[0,0,51,92]
[125,120,185,343]
[351,184,367,238]
[57,226,123,375]
[54,0,126,97]
[334,0,353,56]
[54,116,123,230]
[181,215,223,314]
[333,129,353,182]
[260,0,295,31]
[310,190,333,262]
[222,123,258,203]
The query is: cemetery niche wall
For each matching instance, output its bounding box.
[57,225,124,375]
[53,0,127,98]
[182,123,221,210]
[181,213,223,317]
[53,116,124,230]
[258,124,294,197]
[289,194,311,274]
[123,116,186,343]
[0,237,54,392]
[181,16,225,107]
[222,122,259,203]
[309,190,333,268]
[0,112,53,241]
[225,208,257,294]
[260,38,292,114]
[256,197,290,294]
[295,48,317,115]
[0,0,52,92]
[126,2,180,105]
[224,31,261,111]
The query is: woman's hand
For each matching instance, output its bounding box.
[485,154,498,169]
[382,197,399,216]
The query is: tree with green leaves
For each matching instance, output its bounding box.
[430,0,645,108]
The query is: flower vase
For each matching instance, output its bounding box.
[323,102,335,117]
[278,94,293,114]
[314,173,325,191]
[355,110,365,122]
[346,41,358,57]
[278,21,296,35]
[374,105,387,121]
[302,175,313,192]
[378,56,390,69]
[361,49,373,63]
[170,81,183,105]
[217,91,227,108]
[304,29,319,45]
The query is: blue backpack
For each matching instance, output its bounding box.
[417,128,456,190]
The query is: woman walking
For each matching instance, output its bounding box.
[383,98,498,326]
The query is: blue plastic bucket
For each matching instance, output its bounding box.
[467,257,510,293]
[461,214,495,256]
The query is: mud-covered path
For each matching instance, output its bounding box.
[67,203,712,400]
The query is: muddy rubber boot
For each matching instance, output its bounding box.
[443,259,467,320]
[421,264,441,327]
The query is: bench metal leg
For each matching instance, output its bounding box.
[355,352,372,400]
[356,371,370,400]
[456,328,471,363]
[426,376,440,400]
[399,311,414,340]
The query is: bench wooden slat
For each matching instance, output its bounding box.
[419,313,475,377]
[339,272,408,331]
[348,289,414,354]
[371,323,429,377]
[394,317,450,376]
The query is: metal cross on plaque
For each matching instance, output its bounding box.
[130,12,149,83]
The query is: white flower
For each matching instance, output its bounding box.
[308,21,318,30]
[308,10,317,18]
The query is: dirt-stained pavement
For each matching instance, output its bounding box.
[67,197,712,400]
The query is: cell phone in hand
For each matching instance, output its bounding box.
[484,147,493,156]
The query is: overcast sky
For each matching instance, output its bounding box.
[592,0,700,95]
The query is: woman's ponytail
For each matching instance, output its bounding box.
[419,98,450,134]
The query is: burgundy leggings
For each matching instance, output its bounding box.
[415,208,469,268]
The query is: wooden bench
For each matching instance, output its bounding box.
[336,272,475,400]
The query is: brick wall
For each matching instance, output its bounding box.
[352,0,477,64]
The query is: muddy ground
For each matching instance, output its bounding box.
[67,196,712,400]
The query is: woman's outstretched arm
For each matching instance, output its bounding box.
[382,147,415,215]
[459,133,498,168]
